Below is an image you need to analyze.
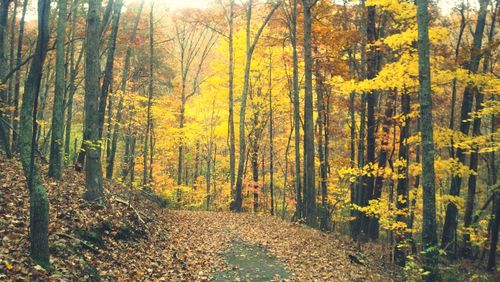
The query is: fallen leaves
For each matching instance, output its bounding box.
[0,155,400,281]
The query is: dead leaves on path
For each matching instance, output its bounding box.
[0,155,399,281]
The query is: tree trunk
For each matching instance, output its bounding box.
[19,0,50,268]
[417,0,440,279]
[64,0,81,162]
[291,0,302,220]
[302,0,316,227]
[82,0,103,202]
[232,0,280,212]
[48,0,68,179]
[143,2,153,187]
[441,0,489,258]
[107,0,145,179]
[11,0,28,153]
[394,92,410,266]
[98,0,122,140]
[364,5,379,239]
[228,0,235,196]
[269,54,275,216]
[463,0,496,258]
[0,0,11,157]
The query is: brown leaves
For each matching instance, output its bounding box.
[0,155,398,281]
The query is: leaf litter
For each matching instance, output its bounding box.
[0,155,401,281]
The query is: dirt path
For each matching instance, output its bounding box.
[160,211,399,281]
[0,156,398,281]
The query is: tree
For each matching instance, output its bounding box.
[11,0,28,153]
[48,0,68,179]
[441,0,489,258]
[0,0,12,158]
[18,0,50,268]
[107,0,145,179]
[83,0,104,201]
[416,0,440,280]
[232,0,281,212]
[301,0,317,226]
[144,1,154,186]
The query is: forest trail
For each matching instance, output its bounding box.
[0,156,399,281]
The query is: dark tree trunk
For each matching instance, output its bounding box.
[107,0,145,179]
[48,0,68,179]
[11,0,28,153]
[441,0,489,258]
[18,0,50,268]
[394,92,410,266]
[98,0,122,140]
[417,0,440,279]
[364,5,379,239]
[302,0,316,227]
[82,0,103,202]
[0,0,11,157]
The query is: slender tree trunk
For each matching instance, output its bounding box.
[143,2,154,187]
[352,0,368,240]
[83,0,103,201]
[107,0,145,179]
[6,0,16,153]
[302,0,316,227]
[364,5,378,239]
[417,0,440,279]
[98,0,122,140]
[315,67,328,230]
[19,0,50,268]
[449,1,466,158]
[11,0,28,153]
[394,92,410,266]
[463,0,497,258]
[487,191,499,271]
[371,90,396,238]
[0,0,12,158]
[291,0,302,220]
[48,0,68,179]
[269,54,275,216]
[232,0,280,212]
[441,0,489,258]
[228,0,236,196]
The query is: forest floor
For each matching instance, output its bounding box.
[0,155,401,281]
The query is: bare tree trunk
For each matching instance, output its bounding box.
[417,0,440,279]
[441,0,489,258]
[11,0,28,153]
[232,0,280,212]
[0,0,11,157]
[48,0,68,179]
[143,2,154,187]
[106,0,145,179]
[19,0,50,268]
[82,0,104,201]
[302,0,317,227]
[269,54,275,216]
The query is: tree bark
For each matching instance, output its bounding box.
[394,92,410,266]
[48,0,68,179]
[82,0,104,202]
[19,0,50,268]
[441,0,489,258]
[302,0,316,227]
[232,0,280,212]
[11,0,28,153]
[107,0,145,179]
[417,0,440,280]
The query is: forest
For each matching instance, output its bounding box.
[0,0,499,280]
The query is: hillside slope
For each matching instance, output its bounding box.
[0,156,400,281]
